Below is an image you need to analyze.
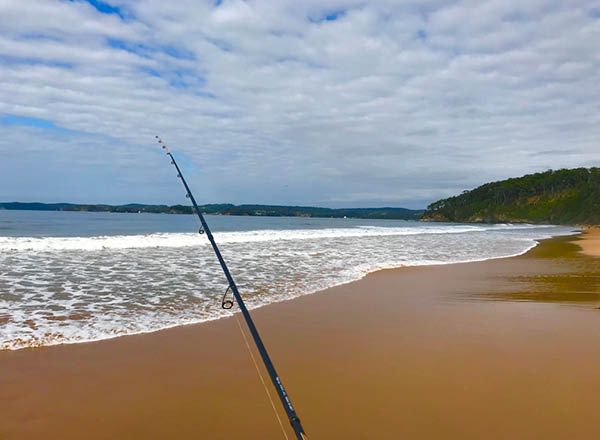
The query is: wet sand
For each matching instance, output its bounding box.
[1,232,600,439]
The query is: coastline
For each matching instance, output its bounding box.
[1,231,599,439]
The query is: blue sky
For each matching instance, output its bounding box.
[0,0,599,208]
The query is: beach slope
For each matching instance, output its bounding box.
[1,231,599,439]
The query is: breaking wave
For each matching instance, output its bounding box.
[0,218,574,350]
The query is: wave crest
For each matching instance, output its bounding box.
[0,224,553,251]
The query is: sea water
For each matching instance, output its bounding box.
[0,210,576,349]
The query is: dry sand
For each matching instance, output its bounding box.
[578,226,600,257]
[1,232,600,439]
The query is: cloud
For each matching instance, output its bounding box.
[0,0,599,208]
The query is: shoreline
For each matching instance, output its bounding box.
[2,229,577,352]
[1,231,599,439]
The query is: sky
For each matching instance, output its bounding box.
[0,0,599,209]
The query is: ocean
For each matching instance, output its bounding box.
[0,209,576,350]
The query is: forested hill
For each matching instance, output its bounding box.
[0,202,423,220]
[422,168,600,225]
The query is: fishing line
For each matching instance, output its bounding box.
[234,313,290,440]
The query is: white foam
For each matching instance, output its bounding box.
[0,223,553,251]
[0,223,576,350]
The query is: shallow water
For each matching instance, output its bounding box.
[0,210,576,349]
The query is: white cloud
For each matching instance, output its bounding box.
[0,0,599,207]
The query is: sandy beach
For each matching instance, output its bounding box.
[579,226,600,257]
[1,229,599,439]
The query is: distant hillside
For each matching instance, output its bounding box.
[0,202,423,220]
[422,168,600,225]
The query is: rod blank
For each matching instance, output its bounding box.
[156,136,308,440]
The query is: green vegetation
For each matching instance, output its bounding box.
[0,202,423,220]
[422,168,600,225]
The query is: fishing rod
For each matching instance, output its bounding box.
[156,136,308,440]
